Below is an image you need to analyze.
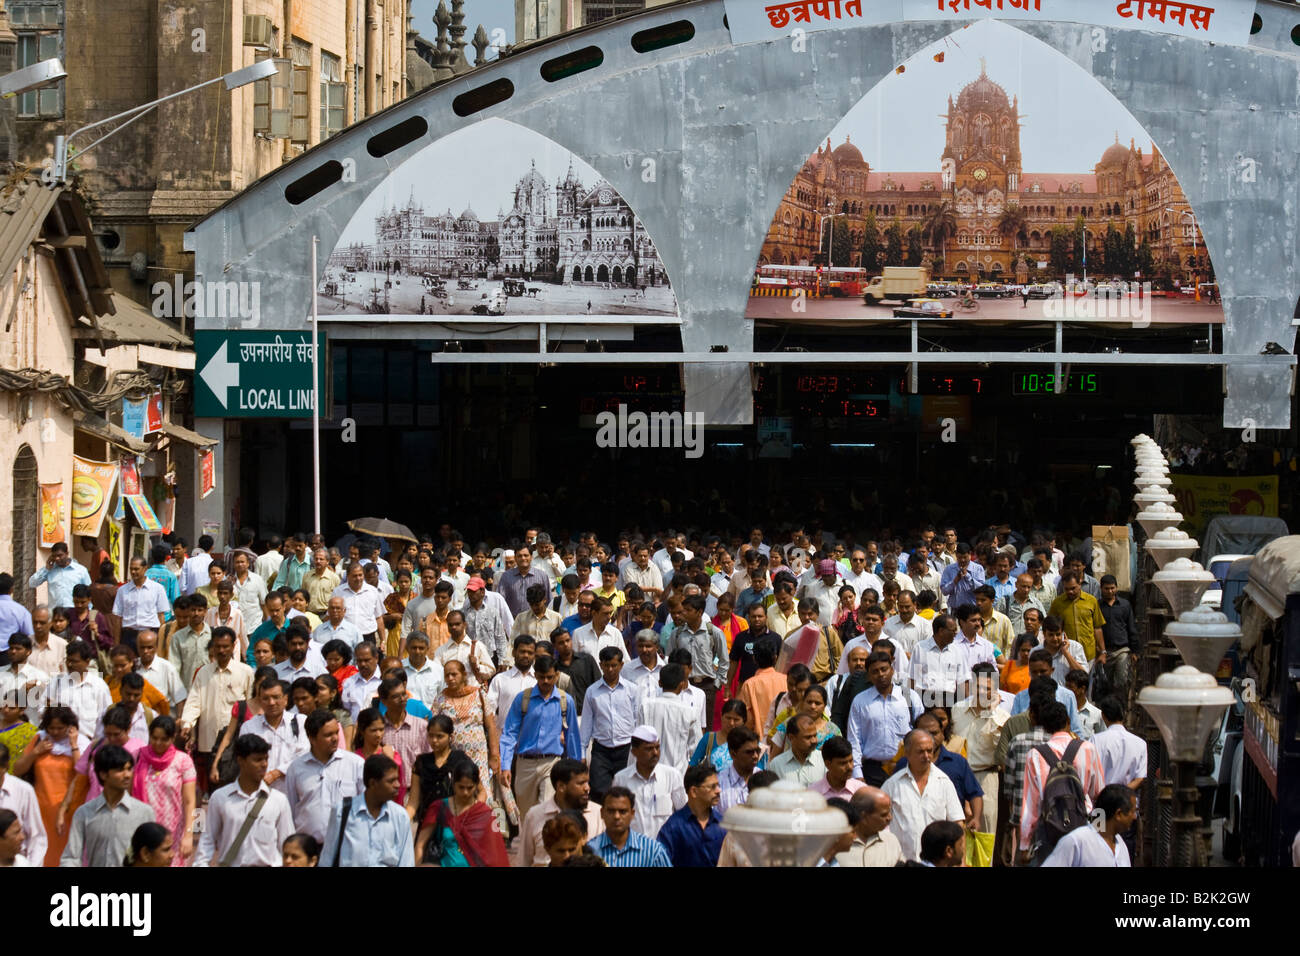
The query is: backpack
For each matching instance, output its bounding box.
[1032,739,1088,858]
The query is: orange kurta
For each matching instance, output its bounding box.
[34,751,78,866]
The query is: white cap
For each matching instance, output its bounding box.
[631,724,660,744]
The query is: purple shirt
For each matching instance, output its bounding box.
[940,561,986,609]
[495,567,552,617]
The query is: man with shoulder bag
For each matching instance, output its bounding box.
[194,734,294,867]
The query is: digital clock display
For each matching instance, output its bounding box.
[1013,372,1100,395]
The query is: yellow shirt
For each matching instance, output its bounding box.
[595,585,626,611]
[918,608,937,620]
[1049,592,1107,660]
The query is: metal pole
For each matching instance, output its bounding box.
[311,236,322,537]
[1173,758,1205,866]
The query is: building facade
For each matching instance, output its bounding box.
[13,0,408,305]
[515,0,672,44]
[761,65,1206,283]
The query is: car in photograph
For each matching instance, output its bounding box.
[893,297,954,318]
[926,283,960,297]
[1026,283,1059,299]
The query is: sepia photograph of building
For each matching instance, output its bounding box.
[321,118,675,317]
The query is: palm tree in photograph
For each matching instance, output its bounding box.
[996,204,1030,259]
[924,202,958,267]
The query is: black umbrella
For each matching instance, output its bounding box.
[347,517,417,544]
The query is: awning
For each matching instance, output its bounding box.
[160,422,218,448]
[72,410,150,455]
[73,294,192,348]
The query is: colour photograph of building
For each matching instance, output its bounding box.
[748,20,1222,323]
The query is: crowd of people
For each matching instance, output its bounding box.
[0,521,1148,867]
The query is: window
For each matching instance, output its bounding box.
[291,39,312,148]
[253,50,292,138]
[11,1,63,118]
[320,52,344,140]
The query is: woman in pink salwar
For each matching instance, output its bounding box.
[131,715,196,866]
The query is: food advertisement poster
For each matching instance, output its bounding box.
[71,456,118,537]
[39,482,65,547]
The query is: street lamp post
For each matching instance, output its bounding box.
[818,207,848,296]
[52,59,277,183]
[1139,666,1234,865]
[1080,225,1092,287]
[1167,207,1199,300]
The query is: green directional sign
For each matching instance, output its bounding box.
[194,330,328,418]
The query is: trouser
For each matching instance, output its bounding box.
[972,768,999,834]
[994,778,1015,867]
[120,627,141,653]
[193,750,215,797]
[860,759,887,787]
[1105,648,1135,695]
[514,754,559,821]
[590,741,630,804]
[691,677,718,732]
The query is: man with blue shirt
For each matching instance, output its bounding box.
[312,596,364,650]
[145,544,180,620]
[657,762,725,867]
[940,543,985,610]
[499,654,583,821]
[0,573,34,666]
[27,542,91,611]
[319,753,414,866]
[1008,648,1084,735]
[847,651,924,785]
[587,785,672,867]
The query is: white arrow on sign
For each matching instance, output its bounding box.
[200,341,240,409]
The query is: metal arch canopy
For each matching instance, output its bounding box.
[185,0,1300,429]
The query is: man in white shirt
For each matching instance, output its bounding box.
[1090,696,1147,790]
[623,630,666,698]
[844,549,883,605]
[341,641,383,720]
[486,635,538,730]
[194,734,295,867]
[903,616,957,713]
[273,628,329,682]
[581,647,642,802]
[432,611,495,687]
[883,591,933,657]
[331,564,385,642]
[0,741,47,863]
[135,631,185,710]
[240,679,310,792]
[1042,784,1135,867]
[313,596,364,650]
[637,663,702,774]
[178,628,254,778]
[228,552,268,631]
[907,548,946,610]
[284,709,365,842]
[42,640,112,738]
[1043,621,1089,686]
[112,557,170,649]
[651,533,691,580]
[402,633,444,708]
[254,536,286,586]
[881,729,964,861]
[0,635,48,723]
[440,552,470,609]
[532,533,567,588]
[610,726,686,837]
[839,606,902,676]
[572,596,624,661]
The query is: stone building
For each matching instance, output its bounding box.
[13,0,408,305]
[761,64,1205,282]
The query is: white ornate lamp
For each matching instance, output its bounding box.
[1163,605,1242,676]
[721,779,848,867]
[1150,557,1215,616]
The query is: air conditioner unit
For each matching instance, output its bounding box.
[243,14,274,48]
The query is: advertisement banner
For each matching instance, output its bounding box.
[122,398,147,439]
[724,0,1257,47]
[120,456,141,496]
[107,519,122,579]
[39,483,65,547]
[126,494,163,533]
[200,449,216,499]
[1169,473,1279,537]
[71,456,119,537]
[146,389,163,434]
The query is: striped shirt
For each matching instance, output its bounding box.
[587,830,672,867]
